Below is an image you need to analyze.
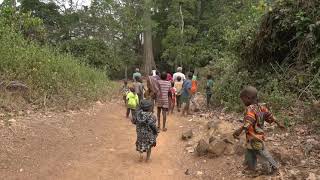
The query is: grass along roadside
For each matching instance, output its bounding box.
[0,24,113,112]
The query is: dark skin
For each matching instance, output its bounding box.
[182,75,193,116]
[157,72,170,132]
[233,95,285,139]
[139,107,157,162]
[157,107,167,132]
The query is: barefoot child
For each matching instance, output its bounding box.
[233,86,285,175]
[174,76,183,112]
[206,75,213,107]
[156,72,171,131]
[181,72,193,116]
[126,87,139,121]
[134,76,144,103]
[133,100,158,161]
[169,81,176,113]
[120,80,129,105]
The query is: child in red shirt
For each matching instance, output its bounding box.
[169,82,176,113]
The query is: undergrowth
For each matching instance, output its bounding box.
[0,23,112,110]
[201,0,319,126]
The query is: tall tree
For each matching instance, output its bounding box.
[143,0,155,74]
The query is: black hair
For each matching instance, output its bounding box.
[160,71,167,80]
[130,87,135,92]
[187,72,193,79]
[240,86,259,104]
[177,76,182,81]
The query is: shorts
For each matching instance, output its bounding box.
[244,148,279,172]
[181,95,190,104]
[157,107,168,111]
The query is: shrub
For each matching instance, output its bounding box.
[0,22,111,110]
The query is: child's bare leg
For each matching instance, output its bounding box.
[244,149,257,171]
[146,148,152,161]
[139,152,143,162]
[157,107,161,129]
[186,101,191,115]
[126,108,130,118]
[257,149,279,174]
[182,103,186,116]
[162,108,167,131]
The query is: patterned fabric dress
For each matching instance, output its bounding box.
[156,80,171,108]
[135,110,158,153]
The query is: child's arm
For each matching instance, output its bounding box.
[264,107,286,129]
[149,116,158,135]
[233,126,244,139]
[274,119,286,129]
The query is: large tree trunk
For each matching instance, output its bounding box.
[143,0,155,75]
[179,2,184,68]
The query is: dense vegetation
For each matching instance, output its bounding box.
[0,2,111,110]
[0,0,319,121]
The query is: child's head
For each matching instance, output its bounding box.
[177,76,182,82]
[187,72,193,79]
[240,86,258,106]
[130,87,135,93]
[124,80,128,85]
[135,76,142,83]
[207,74,212,80]
[160,71,167,80]
[140,99,153,112]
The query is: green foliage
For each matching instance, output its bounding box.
[0,21,111,109]
[60,38,123,76]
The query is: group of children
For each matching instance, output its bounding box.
[121,69,285,177]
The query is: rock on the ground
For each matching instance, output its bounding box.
[208,121,234,136]
[182,130,193,140]
[186,146,195,153]
[271,148,303,166]
[224,144,235,155]
[223,134,235,144]
[196,139,209,156]
[208,141,227,158]
[5,81,29,93]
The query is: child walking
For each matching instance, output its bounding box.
[126,87,139,121]
[181,72,193,116]
[121,80,130,105]
[156,72,171,131]
[233,86,285,175]
[134,76,144,103]
[174,76,183,112]
[169,81,176,113]
[206,75,214,107]
[133,99,158,162]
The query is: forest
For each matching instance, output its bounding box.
[0,0,319,120]
[1,1,320,179]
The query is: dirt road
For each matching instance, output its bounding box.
[1,100,192,180]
